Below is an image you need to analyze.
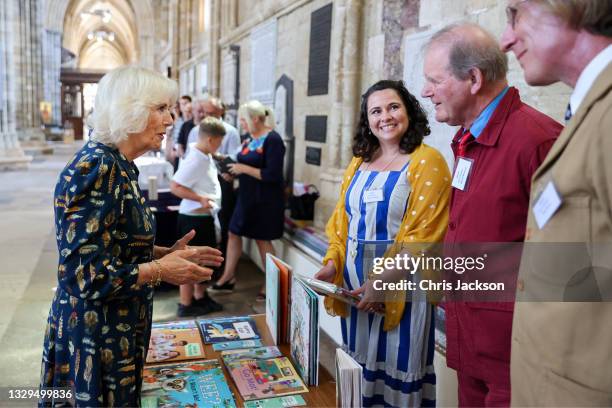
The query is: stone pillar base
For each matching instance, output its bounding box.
[0,150,33,171]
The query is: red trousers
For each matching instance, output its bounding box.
[458,371,510,407]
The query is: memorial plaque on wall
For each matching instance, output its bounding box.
[305,147,321,166]
[307,3,333,96]
[304,115,327,143]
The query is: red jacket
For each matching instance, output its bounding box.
[443,87,562,382]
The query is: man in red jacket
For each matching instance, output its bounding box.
[421,23,562,406]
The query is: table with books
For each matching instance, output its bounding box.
[143,314,337,408]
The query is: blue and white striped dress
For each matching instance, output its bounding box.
[342,163,436,407]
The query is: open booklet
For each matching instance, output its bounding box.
[296,276,362,306]
[335,348,363,408]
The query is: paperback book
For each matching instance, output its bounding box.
[265,254,293,345]
[226,357,308,401]
[243,395,307,408]
[146,320,205,364]
[298,276,361,306]
[221,346,283,365]
[198,316,261,344]
[335,348,363,408]
[141,359,236,408]
[289,276,319,385]
[212,339,264,351]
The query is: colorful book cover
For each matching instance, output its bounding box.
[221,346,282,365]
[141,359,236,408]
[212,339,264,351]
[146,320,205,364]
[266,254,281,345]
[198,316,261,344]
[243,395,307,408]
[226,357,308,401]
[289,278,319,385]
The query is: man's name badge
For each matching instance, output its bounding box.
[451,157,474,191]
[532,180,562,229]
[364,189,384,203]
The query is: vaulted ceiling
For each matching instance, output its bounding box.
[61,0,140,70]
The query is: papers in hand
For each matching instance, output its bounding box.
[297,276,362,306]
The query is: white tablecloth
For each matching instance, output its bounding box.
[134,156,174,190]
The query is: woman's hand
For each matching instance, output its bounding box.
[221,173,234,182]
[227,163,247,176]
[314,260,336,283]
[351,281,385,314]
[158,249,215,285]
[169,230,224,268]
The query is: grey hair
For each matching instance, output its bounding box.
[89,66,178,145]
[426,22,508,83]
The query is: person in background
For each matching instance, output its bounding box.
[500,0,612,405]
[170,117,228,316]
[184,96,242,279]
[421,23,561,406]
[167,95,192,169]
[208,101,285,301]
[316,80,451,407]
[176,98,196,159]
[39,66,223,406]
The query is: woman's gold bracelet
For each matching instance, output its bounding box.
[149,260,164,287]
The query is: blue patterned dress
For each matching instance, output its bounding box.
[40,141,156,406]
[342,163,436,407]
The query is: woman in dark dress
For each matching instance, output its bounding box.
[208,100,285,299]
[39,66,222,407]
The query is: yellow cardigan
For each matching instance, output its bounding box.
[322,143,451,331]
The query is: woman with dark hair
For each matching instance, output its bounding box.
[315,80,451,406]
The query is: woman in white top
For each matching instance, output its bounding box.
[171,117,226,316]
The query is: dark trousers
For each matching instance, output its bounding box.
[217,175,237,278]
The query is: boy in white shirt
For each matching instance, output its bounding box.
[171,117,226,316]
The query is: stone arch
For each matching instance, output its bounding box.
[43,0,154,68]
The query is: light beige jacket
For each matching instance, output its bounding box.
[511,64,612,406]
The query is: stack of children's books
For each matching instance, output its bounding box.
[143,266,325,407]
[289,275,320,386]
[265,254,293,345]
[144,319,238,407]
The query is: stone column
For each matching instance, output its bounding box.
[13,0,45,144]
[0,0,31,170]
[316,0,364,228]
[42,29,62,126]
[208,0,222,96]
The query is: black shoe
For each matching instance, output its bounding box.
[194,296,223,312]
[207,280,236,294]
[177,302,213,317]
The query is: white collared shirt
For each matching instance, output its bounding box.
[570,44,612,115]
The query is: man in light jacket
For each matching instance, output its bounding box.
[501,0,612,405]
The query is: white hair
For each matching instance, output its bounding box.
[238,100,275,131]
[89,66,178,145]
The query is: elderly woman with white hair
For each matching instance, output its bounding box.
[209,100,285,300]
[39,66,222,406]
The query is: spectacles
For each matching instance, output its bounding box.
[505,0,530,29]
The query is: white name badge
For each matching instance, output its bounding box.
[451,157,474,191]
[363,189,384,203]
[532,180,562,229]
